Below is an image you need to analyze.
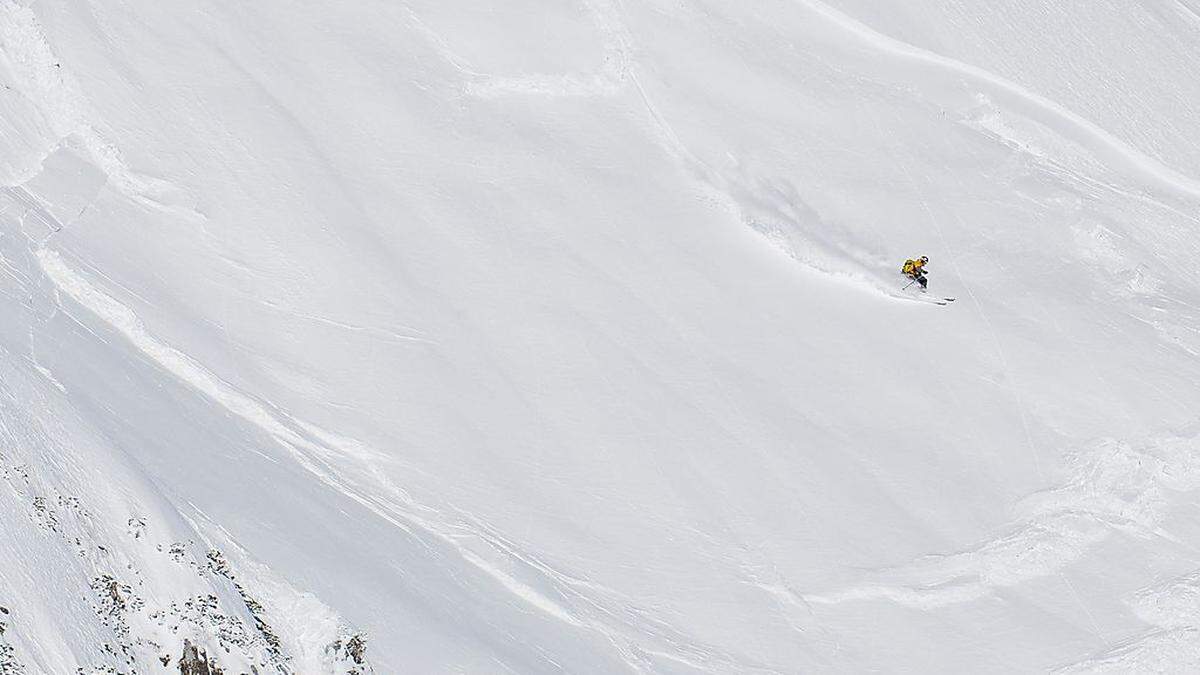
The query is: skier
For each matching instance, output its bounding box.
[902,255,930,290]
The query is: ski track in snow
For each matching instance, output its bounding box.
[792,0,1200,202]
[641,0,1200,307]
[439,0,1200,314]
[414,0,1183,320]
[806,433,1200,610]
[253,298,434,345]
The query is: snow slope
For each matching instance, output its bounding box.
[2,0,1200,672]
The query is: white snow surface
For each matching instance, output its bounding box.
[0,1,1199,672]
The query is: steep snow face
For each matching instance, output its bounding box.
[1,0,1200,672]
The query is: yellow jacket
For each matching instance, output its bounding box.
[902,258,927,275]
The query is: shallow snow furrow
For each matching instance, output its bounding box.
[1059,566,1200,671]
[455,514,790,674]
[807,433,1200,609]
[1055,627,1200,673]
[411,0,633,99]
[1132,569,1200,631]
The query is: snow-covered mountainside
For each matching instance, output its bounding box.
[2,0,1200,672]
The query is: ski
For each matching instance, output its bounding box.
[920,296,955,306]
[895,292,955,306]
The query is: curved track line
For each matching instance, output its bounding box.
[794,0,1200,201]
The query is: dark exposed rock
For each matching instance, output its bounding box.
[228,582,284,664]
[167,542,188,563]
[345,634,367,665]
[205,550,233,580]
[328,632,371,673]
[30,496,59,531]
[127,517,147,539]
[0,643,21,675]
[178,639,224,675]
[91,574,143,633]
[0,609,22,675]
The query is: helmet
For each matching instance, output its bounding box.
[919,255,929,263]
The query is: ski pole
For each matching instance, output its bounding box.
[902,278,916,290]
